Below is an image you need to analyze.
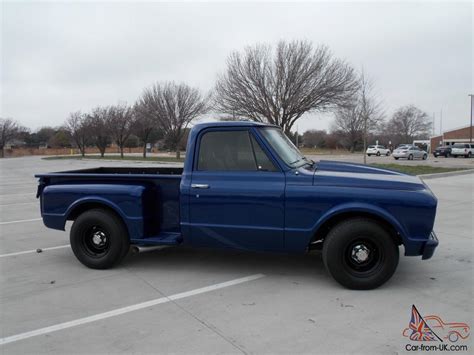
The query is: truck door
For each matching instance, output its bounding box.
[188,128,285,251]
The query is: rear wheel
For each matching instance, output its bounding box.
[386,151,390,156]
[376,151,381,156]
[394,157,399,160]
[70,209,129,269]
[367,154,371,157]
[408,154,413,160]
[422,154,427,160]
[322,218,399,290]
[467,152,472,158]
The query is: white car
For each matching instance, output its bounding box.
[451,143,474,158]
[393,145,428,160]
[366,145,390,156]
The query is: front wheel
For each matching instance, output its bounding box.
[408,154,413,160]
[376,151,381,156]
[322,218,399,290]
[70,208,130,269]
[367,154,371,157]
[386,151,390,156]
[466,152,472,158]
[422,154,427,160]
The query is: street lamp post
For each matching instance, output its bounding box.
[469,94,473,143]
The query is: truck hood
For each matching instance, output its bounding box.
[313,160,426,190]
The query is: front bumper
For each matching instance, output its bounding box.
[421,231,439,260]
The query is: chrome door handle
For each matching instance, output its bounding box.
[191,184,210,189]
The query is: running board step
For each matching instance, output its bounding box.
[130,233,182,246]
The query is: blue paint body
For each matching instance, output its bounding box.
[36,121,438,259]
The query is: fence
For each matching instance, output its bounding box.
[3,146,145,158]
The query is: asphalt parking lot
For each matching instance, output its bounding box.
[1,156,473,354]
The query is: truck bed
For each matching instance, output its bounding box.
[36,166,184,177]
[36,167,183,244]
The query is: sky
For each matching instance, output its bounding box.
[1,1,472,134]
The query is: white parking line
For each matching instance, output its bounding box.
[0,193,35,197]
[0,273,265,346]
[0,245,70,258]
[0,218,42,225]
[0,202,37,207]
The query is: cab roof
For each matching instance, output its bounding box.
[192,121,279,130]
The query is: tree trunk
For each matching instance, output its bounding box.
[143,144,147,158]
[176,150,181,159]
[0,146,4,158]
[120,146,124,159]
[363,116,368,164]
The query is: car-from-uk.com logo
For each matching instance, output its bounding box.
[403,305,470,352]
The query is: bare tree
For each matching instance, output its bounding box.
[138,82,208,158]
[332,71,384,160]
[108,103,133,158]
[0,118,24,158]
[302,129,327,149]
[87,106,110,157]
[332,105,364,152]
[385,105,432,143]
[358,72,384,163]
[214,40,359,135]
[133,103,157,158]
[65,111,91,156]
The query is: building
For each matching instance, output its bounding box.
[430,124,474,148]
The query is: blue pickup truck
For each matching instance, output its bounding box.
[36,121,438,289]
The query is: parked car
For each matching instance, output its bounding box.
[36,121,439,290]
[393,145,428,160]
[433,146,452,158]
[366,145,390,156]
[450,143,474,158]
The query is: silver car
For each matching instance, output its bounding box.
[393,145,428,160]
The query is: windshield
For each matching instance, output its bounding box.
[260,127,306,168]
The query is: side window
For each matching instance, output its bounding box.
[198,131,256,171]
[249,134,278,172]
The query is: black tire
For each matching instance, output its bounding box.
[367,154,371,157]
[386,151,390,156]
[408,154,413,160]
[422,154,427,160]
[70,208,129,269]
[445,153,450,158]
[376,151,381,156]
[394,157,399,160]
[453,155,458,158]
[322,218,399,290]
[467,152,471,158]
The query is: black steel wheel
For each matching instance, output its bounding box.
[322,218,399,290]
[70,208,129,269]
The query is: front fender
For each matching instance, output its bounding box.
[311,202,409,242]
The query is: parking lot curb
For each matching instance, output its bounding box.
[419,169,474,180]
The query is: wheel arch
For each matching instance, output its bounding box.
[65,198,130,235]
[309,204,406,249]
